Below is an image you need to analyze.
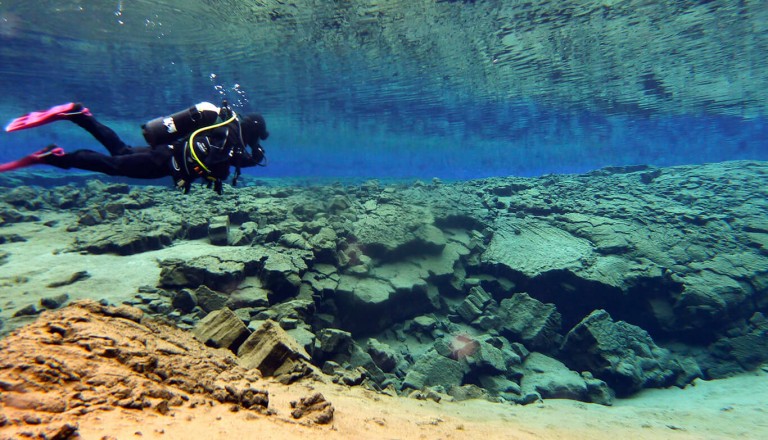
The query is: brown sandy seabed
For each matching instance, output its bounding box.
[0,205,767,440]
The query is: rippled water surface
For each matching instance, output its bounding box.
[0,0,766,178]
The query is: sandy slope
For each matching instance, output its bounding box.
[0,211,218,331]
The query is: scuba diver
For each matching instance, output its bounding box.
[1,101,269,194]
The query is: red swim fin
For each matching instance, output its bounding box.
[0,145,65,173]
[4,103,91,132]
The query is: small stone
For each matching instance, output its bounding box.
[13,304,38,317]
[172,289,198,313]
[40,293,70,310]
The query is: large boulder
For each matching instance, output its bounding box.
[334,268,436,334]
[237,320,311,377]
[498,293,562,351]
[708,312,768,375]
[192,307,250,352]
[351,203,446,260]
[520,353,587,401]
[72,222,177,255]
[402,349,467,391]
[159,256,246,292]
[560,309,687,396]
[259,247,311,302]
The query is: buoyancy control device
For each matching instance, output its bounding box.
[141,102,222,146]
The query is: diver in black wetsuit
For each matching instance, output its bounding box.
[3,101,269,194]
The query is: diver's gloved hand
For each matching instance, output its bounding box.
[176,178,191,194]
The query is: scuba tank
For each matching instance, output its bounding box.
[141,102,221,145]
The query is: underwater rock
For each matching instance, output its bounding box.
[0,299,271,436]
[259,247,311,302]
[46,270,90,288]
[351,203,446,260]
[40,293,70,310]
[366,338,399,373]
[497,293,562,351]
[402,349,467,391]
[192,307,250,352]
[482,218,594,279]
[316,328,354,357]
[302,264,341,298]
[286,325,317,358]
[307,226,339,264]
[334,271,435,334]
[225,282,270,309]
[348,344,388,386]
[194,285,229,313]
[171,289,198,313]
[454,286,497,326]
[237,319,311,377]
[290,392,334,425]
[709,312,768,374]
[255,298,315,326]
[76,206,109,226]
[475,375,522,402]
[0,207,40,224]
[1,186,45,210]
[582,371,615,406]
[12,304,38,317]
[229,221,259,246]
[208,215,230,246]
[0,233,26,244]
[448,384,493,402]
[560,309,684,396]
[520,353,588,402]
[72,222,177,255]
[464,338,517,374]
[159,256,247,292]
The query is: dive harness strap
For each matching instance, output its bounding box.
[176,110,238,195]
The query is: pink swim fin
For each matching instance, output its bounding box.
[4,103,91,132]
[0,145,65,173]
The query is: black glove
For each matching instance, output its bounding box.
[176,178,191,194]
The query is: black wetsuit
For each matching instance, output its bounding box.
[45,112,262,190]
[46,114,172,179]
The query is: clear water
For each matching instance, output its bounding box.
[0,0,766,179]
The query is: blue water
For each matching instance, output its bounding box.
[0,0,766,180]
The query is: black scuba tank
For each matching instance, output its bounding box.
[141,102,221,146]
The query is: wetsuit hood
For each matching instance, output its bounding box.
[241,113,269,147]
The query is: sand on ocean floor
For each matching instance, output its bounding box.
[76,373,768,440]
[50,373,768,440]
[0,210,221,332]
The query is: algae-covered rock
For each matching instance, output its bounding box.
[351,203,445,260]
[498,293,562,351]
[402,349,466,391]
[159,256,246,292]
[520,353,587,401]
[560,309,686,396]
[73,222,177,255]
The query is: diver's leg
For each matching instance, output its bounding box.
[69,112,135,157]
[43,148,169,179]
